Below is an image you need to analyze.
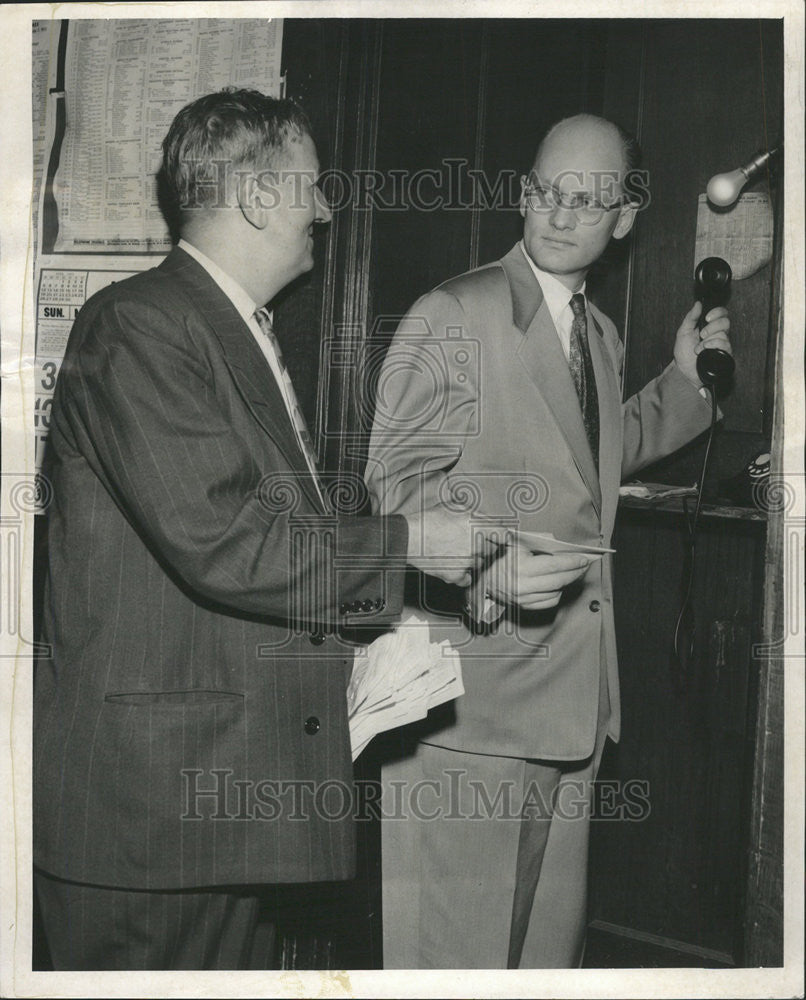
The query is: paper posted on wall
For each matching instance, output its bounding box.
[39,18,283,255]
[694,191,774,280]
[347,613,464,760]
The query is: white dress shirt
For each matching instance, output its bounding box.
[519,240,585,360]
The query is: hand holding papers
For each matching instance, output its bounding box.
[347,613,463,761]
[469,532,608,613]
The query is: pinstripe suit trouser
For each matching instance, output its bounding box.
[34,869,268,970]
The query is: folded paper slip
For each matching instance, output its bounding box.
[347,612,464,760]
[512,530,615,556]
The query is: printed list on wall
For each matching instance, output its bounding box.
[46,18,284,253]
[32,17,284,494]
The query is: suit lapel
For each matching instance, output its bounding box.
[159,247,324,512]
[502,245,602,512]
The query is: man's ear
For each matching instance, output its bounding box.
[236,173,269,230]
[612,202,638,240]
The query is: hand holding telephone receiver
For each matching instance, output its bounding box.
[694,256,735,386]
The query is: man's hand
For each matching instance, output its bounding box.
[482,543,593,610]
[404,509,503,587]
[673,302,732,387]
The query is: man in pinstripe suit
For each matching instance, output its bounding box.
[33,89,584,971]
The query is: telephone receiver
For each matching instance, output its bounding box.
[694,256,735,386]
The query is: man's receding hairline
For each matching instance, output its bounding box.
[533,115,629,175]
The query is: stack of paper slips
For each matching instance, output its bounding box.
[619,482,698,500]
[347,612,464,760]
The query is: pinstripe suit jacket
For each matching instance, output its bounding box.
[34,247,408,890]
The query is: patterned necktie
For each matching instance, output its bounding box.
[254,308,329,510]
[568,293,600,472]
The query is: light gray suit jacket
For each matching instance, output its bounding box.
[365,243,713,760]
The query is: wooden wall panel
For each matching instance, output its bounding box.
[315,20,384,479]
[478,19,607,266]
[276,19,347,434]
[588,508,766,962]
[590,20,646,352]
[371,19,484,320]
[618,20,783,487]
[744,223,785,966]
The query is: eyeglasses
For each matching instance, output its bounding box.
[523,178,628,225]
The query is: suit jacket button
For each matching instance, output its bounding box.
[309,631,326,645]
[304,716,320,735]
[339,603,349,615]
[361,599,374,612]
[374,598,385,610]
[589,600,601,613]
[351,600,362,613]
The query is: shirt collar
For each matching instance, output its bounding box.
[178,238,258,324]
[519,240,586,327]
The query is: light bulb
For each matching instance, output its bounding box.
[706,149,778,208]
[706,168,747,207]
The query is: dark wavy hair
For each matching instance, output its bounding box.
[161,87,312,212]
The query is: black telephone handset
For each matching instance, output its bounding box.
[694,256,734,386]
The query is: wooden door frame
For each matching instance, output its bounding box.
[315,19,384,491]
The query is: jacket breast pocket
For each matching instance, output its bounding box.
[104,689,245,706]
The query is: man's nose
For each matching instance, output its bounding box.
[315,187,332,224]
[549,203,576,231]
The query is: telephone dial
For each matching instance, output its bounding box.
[719,451,771,507]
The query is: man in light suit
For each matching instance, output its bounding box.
[365,114,732,968]
[32,89,577,971]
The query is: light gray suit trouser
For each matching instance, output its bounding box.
[381,660,610,969]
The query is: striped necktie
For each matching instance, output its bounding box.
[568,293,600,471]
[254,307,329,510]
